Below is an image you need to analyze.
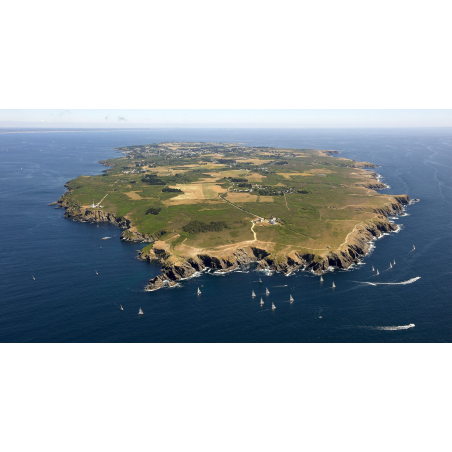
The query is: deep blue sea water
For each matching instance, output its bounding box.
[0,128,451,342]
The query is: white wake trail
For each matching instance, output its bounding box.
[357,277,421,286]
[373,324,415,331]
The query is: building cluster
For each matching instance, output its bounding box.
[253,215,280,225]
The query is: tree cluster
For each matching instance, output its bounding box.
[146,207,162,215]
[182,220,229,234]
[162,187,183,193]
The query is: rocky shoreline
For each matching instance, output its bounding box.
[140,195,410,290]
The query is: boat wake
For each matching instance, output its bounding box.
[365,324,415,331]
[356,277,421,286]
[272,285,288,287]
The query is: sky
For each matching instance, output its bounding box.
[0,110,451,129]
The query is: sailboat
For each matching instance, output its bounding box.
[320,275,324,282]
[138,307,143,315]
[120,304,123,311]
[289,294,294,303]
[100,246,102,249]
[259,278,262,283]
[413,244,415,251]
[252,290,256,298]
[393,259,396,265]
[32,275,35,281]
[265,287,270,295]
[376,269,379,275]
[271,302,276,311]
[372,266,375,272]
[197,287,201,295]
[332,282,336,288]
[95,270,98,275]
[389,262,393,269]
[260,297,264,306]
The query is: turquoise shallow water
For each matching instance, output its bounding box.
[0,128,451,342]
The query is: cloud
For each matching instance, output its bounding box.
[117,116,126,121]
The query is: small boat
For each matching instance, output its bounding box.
[32,275,35,281]
[197,287,201,295]
[376,269,379,275]
[138,307,143,315]
[120,304,123,311]
[372,266,375,272]
[389,263,393,269]
[101,237,112,240]
[271,302,276,311]
[289,294,294,303]
[100,246,102,249]
[259,278,262,283]
[260,297,264,306]
[332,282,336,288]
[320,275,324,282]
[95,270,98,275]
[413,245,415,251]
[252,290,256,298]
[265,287,270,295]
[393,259,396,265]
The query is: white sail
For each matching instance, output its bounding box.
[320,275,324,282]
[120,305,123,311]
[289,294,294,303]
[372,266,375,272]
[376,269,379,275]
[332,282,336,288]
[260,298,264,306]
[32,275,35,280]
[266,288,270,295]
[138,307,143,315]
[393,259,396,265]
[197,288,201,295]
[95,270,98,275]
[390,263,392,269]
[272,302,276,310]
[413,245,415,250]
[259,278,262,283]
[252,290,256,297]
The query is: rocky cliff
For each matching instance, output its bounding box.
[55,195,156,243]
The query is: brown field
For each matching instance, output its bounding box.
[164,184,224,205]
[170,184,204,200]
[239,158,269,165]
[202,184,224,198]
[226,193,258,202]
[125,191,143,200]
[258,196,274,202]
[247,173,265,182]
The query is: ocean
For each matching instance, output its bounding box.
[0,128,451,342]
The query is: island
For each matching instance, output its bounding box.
[54,142,411,290]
